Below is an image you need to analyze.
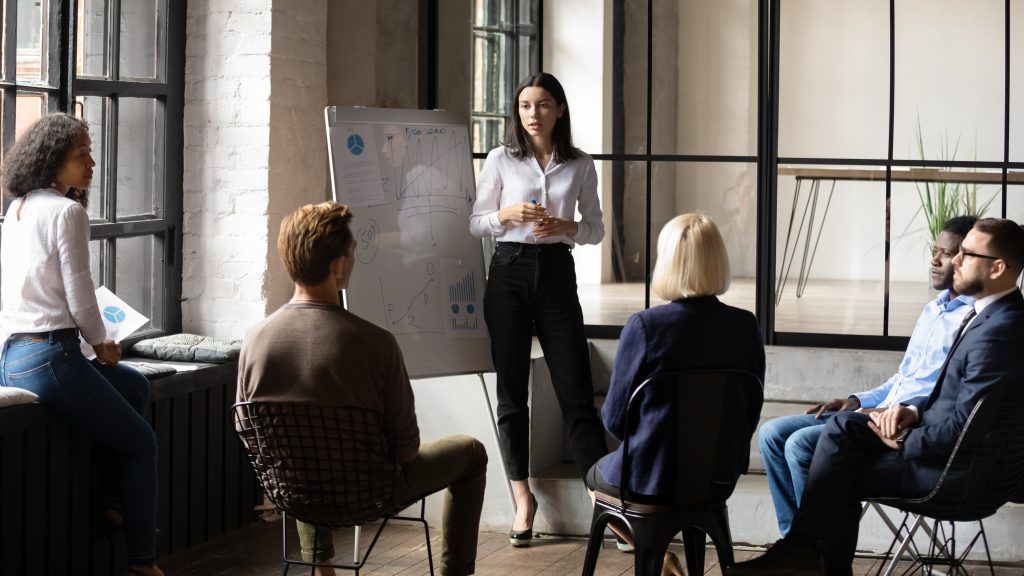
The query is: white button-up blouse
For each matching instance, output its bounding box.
[469,146,604,246]
[0,189,106,345]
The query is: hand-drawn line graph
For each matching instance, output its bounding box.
[380,261,442,334]
[378,127,475,247]
[382,128,473,201]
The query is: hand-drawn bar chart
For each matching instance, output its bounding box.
[444,261,484,336]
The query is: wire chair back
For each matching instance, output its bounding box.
[876,377,1024,521]
[232,401,400,529]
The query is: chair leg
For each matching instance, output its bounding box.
[581,509,615,576]
[682,527,706,575]
[703,505,735,569]
[281,511,292,576]
[630,520,680,576]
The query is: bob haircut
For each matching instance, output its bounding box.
[651,213,731,301]
[503,72,581,163]
[1,113,90,200]
[277,201,355,286]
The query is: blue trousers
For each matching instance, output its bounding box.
[757,412,835,536]
[1,334,158,564]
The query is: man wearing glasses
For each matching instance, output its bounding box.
[732,218,1024,576]
[759,216,976,538]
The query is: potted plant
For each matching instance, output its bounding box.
[911,117,995,245]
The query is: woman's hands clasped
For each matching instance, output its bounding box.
[93,340,122,366]
[497,202,578,239]
[498,201,549,224]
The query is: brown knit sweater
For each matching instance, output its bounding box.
[236,302,420,463]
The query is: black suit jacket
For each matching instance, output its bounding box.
[903,289,1024,477]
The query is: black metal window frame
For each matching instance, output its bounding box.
[0,0,185,337]
[461,0,1020,351]
[764,0,1020,350]
[469,0,542,155]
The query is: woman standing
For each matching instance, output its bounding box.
[0,114,163,576]
[470,72,607,546]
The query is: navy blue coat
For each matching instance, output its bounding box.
[597,296,765,497]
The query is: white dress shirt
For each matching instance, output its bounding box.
[1,189,106,345]
[469,146,604,246]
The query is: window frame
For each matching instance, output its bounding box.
[0,0,184,338]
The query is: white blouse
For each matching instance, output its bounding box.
[469,146,605,246]
[0,189,106,345]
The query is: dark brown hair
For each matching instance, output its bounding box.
[504,72,581,162]
[1,113,90,204]
[277,202,355,285]
[973,217,1024,275]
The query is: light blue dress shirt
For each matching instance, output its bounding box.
[852,289,974,409]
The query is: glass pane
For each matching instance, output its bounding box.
[76,0,107,78]
[1009,186,1024,288]
[471,116,504,154]
[114,235,156,331]
[77,95,107,221]
[889,171,1002,336]
[647,162,757,315]
[518,0,538,26]
[116,98,160,218]
[516,34,536,82]
[613,0,650,155]
[1011,6,1024,163]
[778,0,889,159]
[579,160,648,326]
[775,166,886,334]
[473,0,507,28]
[14,92,44,140]
[652,0,758,156]
[16,0,46,83]
[894,0,1005,163]
[472,31,508,115]
[120,0,163,80]
[89,239,105,289]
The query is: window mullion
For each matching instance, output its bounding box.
[106,96,118,222]
[108,0,120,80]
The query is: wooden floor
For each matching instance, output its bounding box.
[159,518,1024,576]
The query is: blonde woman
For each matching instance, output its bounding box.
[587,214,765,575]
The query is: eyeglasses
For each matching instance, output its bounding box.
[960,249,1000,261]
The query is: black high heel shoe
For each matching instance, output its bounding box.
[509,494,538,548]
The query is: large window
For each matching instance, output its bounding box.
[471,0,541,158]
[0,0,184,335]
[467,0,1023,349]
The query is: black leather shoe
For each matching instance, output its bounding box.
[509,494,538,547]
[727,538,824,576]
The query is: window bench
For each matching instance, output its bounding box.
[0,359,260,575]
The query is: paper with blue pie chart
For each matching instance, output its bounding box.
[79,286,150,360]
[443,259,484,337]
[332,124,385,207]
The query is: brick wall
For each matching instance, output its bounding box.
[182,0,327,338]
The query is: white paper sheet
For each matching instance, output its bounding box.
[80,286,150,359]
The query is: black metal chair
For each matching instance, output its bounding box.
[869,385,1024,576]
[232,401,434,576]
[581,369,764,576]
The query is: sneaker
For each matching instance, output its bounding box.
[615,535,635,553]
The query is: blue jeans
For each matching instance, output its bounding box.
[1,334,158,564]
[757,412,835,537]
